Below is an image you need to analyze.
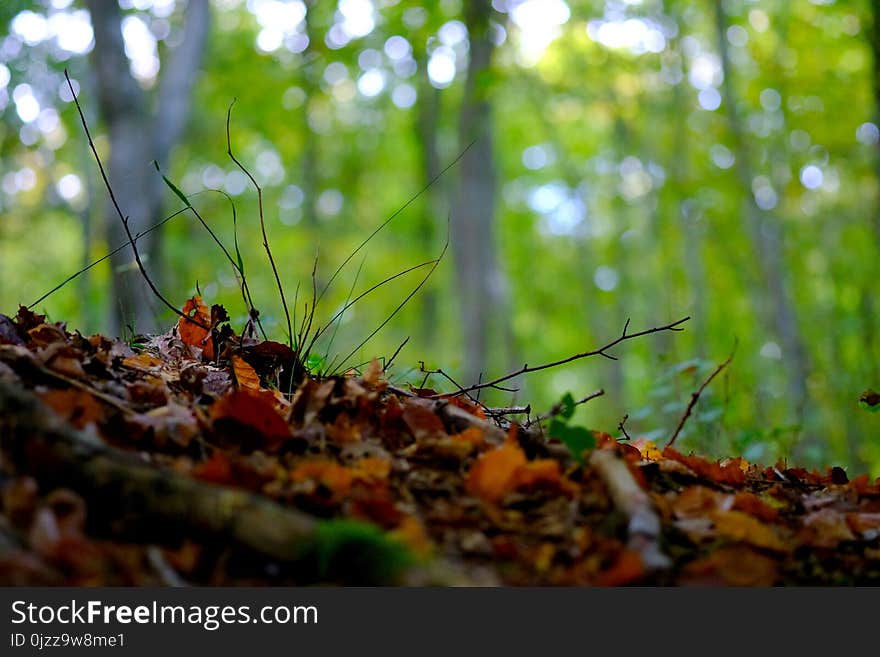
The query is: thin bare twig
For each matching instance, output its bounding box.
[439,316,690,399]
[524,389,605,428]
[29,206,189,309]
[330,219,450,375]
[226,100,293,349]
[383,336,410,373]
[65,70,209,331]
[666,341,737,449]
[317,140,475,304]
[618,414,632,441]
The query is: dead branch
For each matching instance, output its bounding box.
[618,414,632,441]
[65,70,209,331]
[434,316,690,399]
[666,342,737,449]
[589,449,671,571]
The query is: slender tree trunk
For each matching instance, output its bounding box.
[863,1,880,381]
[452,1,512,387]
[84,0,210,336]
[666,20,708,358]
[713,1,810,424]
[414,55,444,346]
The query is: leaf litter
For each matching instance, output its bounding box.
[1,302,879,586]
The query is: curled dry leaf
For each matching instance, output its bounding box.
[178,295,213,359]
[231,355,262,391]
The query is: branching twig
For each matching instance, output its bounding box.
[383,336,409,373]
[65,70,209,331]
[442,317,690,399]
[666,341,737,448]
[618,414,632,441]
[524,389,605,428]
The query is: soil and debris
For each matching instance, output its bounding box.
[1,302,879,586]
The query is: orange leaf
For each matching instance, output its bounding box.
[450,427,485,447]
[121,352,163,371]
[467,434,578,503]
[178,295,213,359]
[39,389,105,430]
[712,510,786,551]
[680,545,778,586]
[290,459,354,496]
[354,456,392,481]
[466,437,527,503]
[596,550,644,586]
[192,451,233,485]
[733,492,779,523]
[231,355,261,391]
[662,448,746,486]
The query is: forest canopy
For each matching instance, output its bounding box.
[1,0,879,476]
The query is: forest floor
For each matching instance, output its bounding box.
[1,301,879,586]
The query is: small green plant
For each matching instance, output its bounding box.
[547,392,596,465]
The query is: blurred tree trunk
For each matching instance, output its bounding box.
[301,1,320,234]
[452,1,511,387]
[413,40,446,347]
[84,0,210,336]
[669,56,707,359]
[864,1,880,381]
[713,2,810,424]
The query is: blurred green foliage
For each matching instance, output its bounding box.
[1,0,879,474]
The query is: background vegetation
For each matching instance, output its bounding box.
[2,0,879,474]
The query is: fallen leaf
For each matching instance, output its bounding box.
[799,508,856,548]
[466,437,527,503]
[712,510,786,551]
[401,399,446,440]
[192,451,233,485]
[467,433,577,503]
[211,390,291,452]
[290,460,355,496]
[178,296,213,359]
[122,353,163,371]
[39,388,105,430]
[595,550,644,586]
[680,546,778,586]
[231,355,262,391]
